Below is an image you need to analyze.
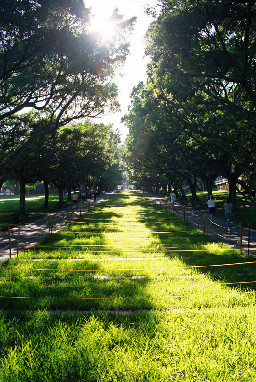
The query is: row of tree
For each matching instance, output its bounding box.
[124,0,256,206]
[3,115,124,215]
[0,0,133,215]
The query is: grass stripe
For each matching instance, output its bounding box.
[1,191,256,381]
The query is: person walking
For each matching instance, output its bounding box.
[170,191,176,205]
[207,195,216,225]
[224,198,233,226]
[170,191,176,212]
[72,191,78,204]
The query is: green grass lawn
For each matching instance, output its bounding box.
[0,194,72,230]
[0,192,256,381]
[0,194,65,213]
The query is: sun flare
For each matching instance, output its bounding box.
[90,14,116,41]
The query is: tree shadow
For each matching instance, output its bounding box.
[0,192,160,381]
[2,192,253,380]
[0,194,156,315]
[137,197,256,293]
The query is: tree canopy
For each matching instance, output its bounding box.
[0,0,135,193]
[124,0,256,205]
[146,0,256,117]
[0,0,135,124]
[6,119,124,215]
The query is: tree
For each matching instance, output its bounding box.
[0,1,135,123]
[54,122,108,203]
[0,2,135,188]
[96,131,125,191]
[146,1,256,116]
[143,0,256,205]
[7,119,123,215]
[124,83,189,194]
[0,113,56,190]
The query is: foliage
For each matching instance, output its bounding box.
[146,0,256,116]
[98,132,125,190]
[0,1,135,196]
[0,0,135,123]
[123,82,211,197]
[1,116,124,214]
[33,121,121,188]
[124,0,256,205]
[52,122,121,191]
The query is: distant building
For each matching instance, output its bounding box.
[215,177,229,191]
[116,184,134,190]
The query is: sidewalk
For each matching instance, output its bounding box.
[0,194,109,263]
[146,195,256,257]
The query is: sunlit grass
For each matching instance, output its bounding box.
[0,193,71,230]
[0,194,63,213]
[1,191,256,380]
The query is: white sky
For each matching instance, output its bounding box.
[85,0,158,141]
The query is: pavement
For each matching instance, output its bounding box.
[0,194,109,263]
[1,192,255,263]
[146,195,256,257]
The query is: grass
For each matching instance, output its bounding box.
[0,191,256,381]
[0,194,72,230]
[0,194,63,213]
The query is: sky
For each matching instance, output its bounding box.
[85,0,158,141]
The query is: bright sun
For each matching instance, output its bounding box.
[90,14,116,41]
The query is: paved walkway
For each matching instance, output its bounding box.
[146,195,256,257]
[0,194,109,263]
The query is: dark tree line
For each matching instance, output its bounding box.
[2,116,124,216]
[124,0,256,206]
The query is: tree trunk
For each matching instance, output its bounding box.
[173,185,179,198]
[67,187,72,202]
[58,187,64,207]
[0,178,4,191]
[179,187,186,200]
[19,178,26,218]
[44,180,49,209]
[205,179,213,197]
[228,176,237,210]
[188,178,198,205]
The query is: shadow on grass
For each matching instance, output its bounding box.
[1,192,256,381]
[0,193,155,314]
[137,194,256,293]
